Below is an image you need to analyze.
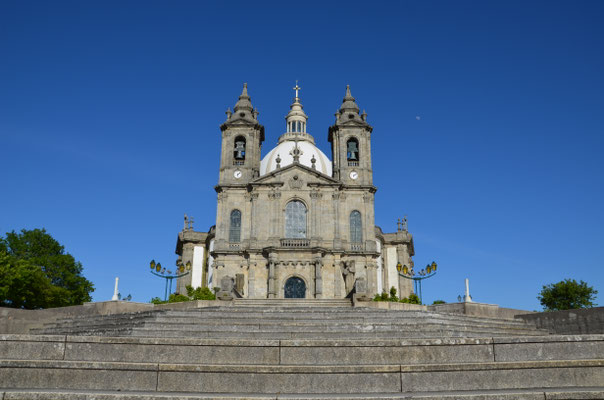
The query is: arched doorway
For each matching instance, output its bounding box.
[284,276,306,298]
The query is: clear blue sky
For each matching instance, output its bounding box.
[1,1,602,310]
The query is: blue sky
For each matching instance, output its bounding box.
[1,1,602,310]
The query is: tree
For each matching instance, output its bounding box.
[538,279,598,311]
[0,229,94,309]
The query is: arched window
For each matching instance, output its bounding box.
[346,138,359,166]
[285,200,307,238]
[350,210,362,243]
[233,136,246,165]
[229,210,241,242]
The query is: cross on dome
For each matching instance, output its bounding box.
[293,81,301,99]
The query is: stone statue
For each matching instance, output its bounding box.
[340,260,356,295]
[217,275,235,300]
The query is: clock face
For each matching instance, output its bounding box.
[350,171,358,180]
[234,170,242,179]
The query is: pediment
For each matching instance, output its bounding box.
[251,162,339,187]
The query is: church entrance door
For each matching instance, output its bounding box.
[284,277,306,298]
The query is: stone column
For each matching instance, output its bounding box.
[310,190,322,241]
[314,256,323,299]
[250,192,259,247]
[333,254,342,298]
[332,192,341,249]
[273,192,282,241]
[366,261,376,295]
[268,254,276,299]
[217,192,228,242]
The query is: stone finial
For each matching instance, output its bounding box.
[290,141,302,162]
[234,83,253,113]
[361,110,367,121]
[402,216,408,232]
[340,85,360,114]
[184,214,189,231]
[253,107,259,119]
[225,107,232,119]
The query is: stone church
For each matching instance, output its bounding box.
[175,84,415,299]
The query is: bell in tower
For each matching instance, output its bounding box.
[234,140,246,160]
[347,139,358,161]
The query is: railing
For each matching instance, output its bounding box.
[233,160,245,166]
[348,161,359,166]
[350,243,364,251]
[280,238,310,248]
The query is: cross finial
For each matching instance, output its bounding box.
[293,81,301,99]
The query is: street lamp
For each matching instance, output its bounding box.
[149,259,192,301]
[397,261,438,304]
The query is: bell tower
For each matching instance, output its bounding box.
[328,85,373,185]
[218,83,265,185]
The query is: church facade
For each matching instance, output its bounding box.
[175,84,415,299]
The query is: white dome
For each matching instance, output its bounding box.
[260,141,332,176]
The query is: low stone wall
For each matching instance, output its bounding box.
[428,302,532,320]
[516,307,604,334]
[0,301,154,334]
[356,301,427,311]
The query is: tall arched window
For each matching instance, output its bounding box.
[285,200,307,238]
[233,136,246,165]
[229,210,241,242]
[350,210,362,243]
[346,138,359,166]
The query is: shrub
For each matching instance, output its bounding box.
[149,285,217,304]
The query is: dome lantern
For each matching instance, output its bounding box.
[280,81,314,144]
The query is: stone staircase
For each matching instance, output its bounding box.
[30,302,549,339]
[1,300,603,399]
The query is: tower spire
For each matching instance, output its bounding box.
[234,83,253,113]
[339,84,360,113]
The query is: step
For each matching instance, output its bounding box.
[2,335,602,365]
[1,359,602,393]
[33,309,546,338]
[3,388,604,400]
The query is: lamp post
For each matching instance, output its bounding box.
[397,261,438,304]
[149,259,191,301]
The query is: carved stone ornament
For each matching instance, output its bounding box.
[288,175,304,189]
[268,190,282,199]
[310,190,323,199]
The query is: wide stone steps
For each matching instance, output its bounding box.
[32,306,548,338]
[1,334,603,395]
[3,388,604,400]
